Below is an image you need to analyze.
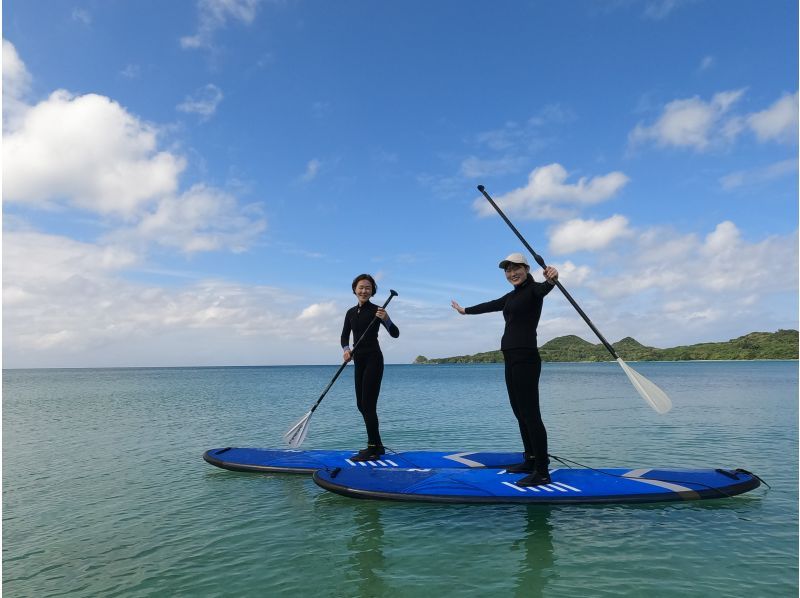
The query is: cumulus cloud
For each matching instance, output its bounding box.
[630,89,798,152]
[594,221,798,298]
[181,0,262,49]
[2,230,297,358]
[112,184,267,253]
[747,92,799,144]
[3,90,185,216]
[3,39,32,126]
[549,215,633,254]
[3,40,265,256]
[177,83,224,119]
[629,89,746,151]
[474,163,630,220]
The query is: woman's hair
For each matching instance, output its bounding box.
[351,274,377,296]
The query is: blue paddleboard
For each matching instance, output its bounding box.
[203,447,524,474]
[312,466,761,504]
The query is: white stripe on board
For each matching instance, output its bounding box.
[623,470,694,493]
[376,460,388,466]
[345,459,356,466]
[443,452,485,468]
[552,481,581,492]
[386,460,398,467]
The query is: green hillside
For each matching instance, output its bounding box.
[413,329,798,364]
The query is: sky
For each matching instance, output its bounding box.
[2,0,798,368]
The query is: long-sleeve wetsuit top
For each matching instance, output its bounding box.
[341,301,400,355]
[464,275,554,350]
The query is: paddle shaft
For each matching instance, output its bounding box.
[477,185,619,359]
[308,291,398,414]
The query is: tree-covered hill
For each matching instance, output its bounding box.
[413,329,798,364]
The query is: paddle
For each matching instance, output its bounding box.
[284,290,399,447]
[476,184,672,414]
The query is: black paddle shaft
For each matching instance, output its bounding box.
[476,185,619,359]
[309,290,398,414]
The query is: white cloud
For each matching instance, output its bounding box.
[594,221,798,298]
[3,90,185,216]
[113,184,267,253]
[120,64,142,79]
[460,155,528,178]
[698,55,715,71]
[298,302,338,321]
[643,0,690,20]
[301,158,321,182]
[177,84,223,119]
[474,163,630,220]
[3,39,32,126]
[181,0,262,49]
[747,92,799,144]
[72,8,92,25]
[549,260,592,286]
[629,89,746,151]
[719,159,798,190]
[549,215,633,254]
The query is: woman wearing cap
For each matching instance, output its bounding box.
[451,253,558,487]
[342,274,400,462]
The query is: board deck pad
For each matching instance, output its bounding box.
[312,466,760,504]
[203,447,525,474]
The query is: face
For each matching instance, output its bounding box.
[504,263,528,287]
[354,280,374,303]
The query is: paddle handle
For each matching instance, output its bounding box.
[477,185,619,359]
[309,290,398,413]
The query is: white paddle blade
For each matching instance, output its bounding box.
[616,358,672,414]
[284,411,312,448]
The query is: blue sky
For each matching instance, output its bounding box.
[3,0,798,368]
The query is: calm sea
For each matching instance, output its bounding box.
[3,361,798,597]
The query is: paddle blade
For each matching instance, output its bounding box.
[616,358,672,414]
[284,411,312,448]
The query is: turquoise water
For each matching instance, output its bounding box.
[3,361,798,597]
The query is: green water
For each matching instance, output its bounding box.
[3,362,798,596]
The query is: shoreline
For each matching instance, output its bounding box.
[3,359,798,371]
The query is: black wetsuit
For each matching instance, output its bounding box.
[341,301,400,447]
[465,275,554,472]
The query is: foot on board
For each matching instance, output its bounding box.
[516,471,552,487]
[351,445,386,462]
[503,456,537,473]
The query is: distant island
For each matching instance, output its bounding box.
[413,329,799,364]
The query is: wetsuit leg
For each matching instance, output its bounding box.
[504,357,534,457]
[354,351,384,447]
[503,349,548,471]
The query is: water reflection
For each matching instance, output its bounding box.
[345,502,389,597]
[513,506,556,598]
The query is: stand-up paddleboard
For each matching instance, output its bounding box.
[312,466,761,504]
[203,447,524,474]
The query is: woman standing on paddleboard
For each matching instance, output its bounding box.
[341,274,400,462]
[451,253,558,487]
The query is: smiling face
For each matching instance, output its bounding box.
[504,263,529,287]
[353,278,375,305]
